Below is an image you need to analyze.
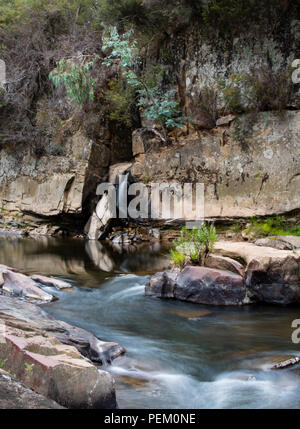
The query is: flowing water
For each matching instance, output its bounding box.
[1,234,300,409]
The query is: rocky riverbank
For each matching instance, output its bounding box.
[0,264,125,409]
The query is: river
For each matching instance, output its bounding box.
[1,234,300,409]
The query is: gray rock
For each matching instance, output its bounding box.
[1,270,55,302]
[271,357,300,370]
[85,193,115,240]
[255,237,293,251]
[278,235,300,249]
[215,241,300,305]
[216,115,236,127]
[31,274,72,290]
[148,228,161,240]
[131,111,300,219]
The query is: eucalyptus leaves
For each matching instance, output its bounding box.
[49,27,186,134]
[49,56,97,106]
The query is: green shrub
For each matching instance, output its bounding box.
[102,27,187,136]
[170,249,186,271]
[243,216,300,238]
[104,78,136,127]
[170,223,218,269]
[49,57,97,107]
[218,74,248,114]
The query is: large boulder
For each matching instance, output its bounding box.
[146,266,248,306]
[0,313,117,409]
[0,295,125,364]
[0,369,64,409]
[215,241,300,304]
[146,241,300,306]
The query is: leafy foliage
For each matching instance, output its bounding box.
[170,224,218,269]
[243,216,300,238]
[102,27,186,132]
[49,57,97,106]
[170,248,186,271]
[105,78,136,127]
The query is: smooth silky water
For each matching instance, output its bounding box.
[1,234,300,409]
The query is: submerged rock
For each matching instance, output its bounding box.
[0,369,64,409]
[165,308,211,319]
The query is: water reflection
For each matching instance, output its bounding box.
[0,234,170,278]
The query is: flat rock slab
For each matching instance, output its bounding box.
[255,236,300,251]
[255,237,293,251]
[146,266,247,306]
[0,369,64,409]
[214,241,300,265]
[0,295,125,364]
[0,313,117,409]
[1,270,55,302]
[204,254,245,277]
[31,274,72,290]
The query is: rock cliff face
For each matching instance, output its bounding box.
[0,133,111,216]
[131,111,300,218]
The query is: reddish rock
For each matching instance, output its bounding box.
[0,314,117,409]
[0,295,125,364]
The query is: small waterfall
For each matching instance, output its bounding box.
[117,173,129,219]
